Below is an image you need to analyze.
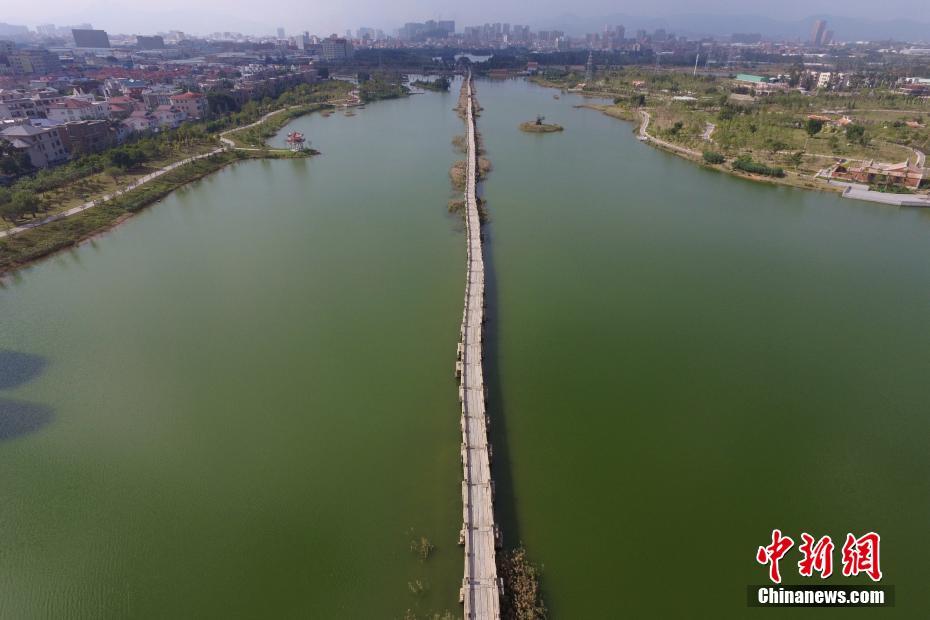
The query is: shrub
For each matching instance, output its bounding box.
[732,156,785,177]
[703,150,726,164]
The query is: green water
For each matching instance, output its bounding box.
[0,91,465,618]
[2,78,930,618]
[477,79,930,617]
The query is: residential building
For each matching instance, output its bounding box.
[0,96,40,120]
[831,159,925,189]
[810,20,827,46]
[168,91,208,119]
[0,123,69,168]
[9,49,61,75]
[46,97,108,122]
[62,119,112,155]
[152,104,186,128]
[142,86,182,109]
[106,95,137,119]
[123,109,157,132]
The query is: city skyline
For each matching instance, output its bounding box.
[3,3,930,39]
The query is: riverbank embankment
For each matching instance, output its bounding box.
[0,90,363,276]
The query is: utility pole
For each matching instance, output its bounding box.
[693,54,699,76]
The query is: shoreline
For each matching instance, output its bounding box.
[579,102,847,196]
[0,112,324,278]
[0,151,252,278]
[535,79,929,207]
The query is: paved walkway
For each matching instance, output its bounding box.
[702,122,716,142]
[638,110,701,157]
[0,147,224,239]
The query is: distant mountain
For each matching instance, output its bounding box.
[535,13,930,43]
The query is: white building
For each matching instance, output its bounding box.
[45,97,109,123]
[0,123,69,168]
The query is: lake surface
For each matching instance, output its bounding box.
[2,78,929,618]
[1,89,465,618]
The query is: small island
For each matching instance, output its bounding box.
[520,115,564,133]
[411,76,451,92]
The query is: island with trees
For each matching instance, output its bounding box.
[519,115,564,133]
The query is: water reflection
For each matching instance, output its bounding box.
[0,350,53,441]
[0,399,54,441]
[0,350,47,390]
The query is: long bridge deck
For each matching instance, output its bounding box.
[456,75,502,620]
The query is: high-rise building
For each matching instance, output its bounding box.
[810,19,827,46]
[72,29,110,48]
[9,49,61,75]
[321,36,353,61]
[277,27,286,39]
[136,35,165,50]
[822,30,835,46]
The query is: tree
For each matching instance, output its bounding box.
[104,166,123,184]
[805,118,824,136]
[766,138,790,154]
[846,124,867,145]
[0,141,33,176]
[11,190,40,218]
[0,187,16,221]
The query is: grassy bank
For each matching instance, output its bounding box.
[225,103,333,148]
[519,121,563,133]
[0,150,304,276]
[535,69,930,197]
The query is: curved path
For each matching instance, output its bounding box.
[0,147,224,239]
[456,74,501,620]
[2,95,356,239]
[638,110,701,157]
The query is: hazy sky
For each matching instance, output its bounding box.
[4,0,928,36]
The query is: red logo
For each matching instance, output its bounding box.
[841,532,882,582]
[798,533,834,579]
[756,529,794,584]
[757,529,882,583]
